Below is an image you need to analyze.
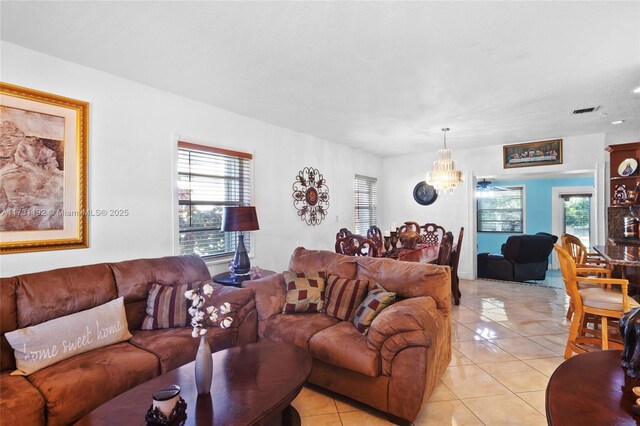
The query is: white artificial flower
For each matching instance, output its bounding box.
[206,306,216,315]
[191,329,199,338]
[199,328,207,336]
[220,302,231,315]
[202,283,214,296]
[220,317,233,329]
[209,311,219,322]
[184,290,195,300]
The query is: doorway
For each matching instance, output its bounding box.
[551,186,595,268]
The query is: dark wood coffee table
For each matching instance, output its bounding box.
[76,342,312,426]
[546,350,640,425]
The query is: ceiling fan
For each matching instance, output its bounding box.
[476,178,509,191]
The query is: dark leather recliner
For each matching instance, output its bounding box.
[477,232,558,282]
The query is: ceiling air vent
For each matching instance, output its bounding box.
[572,106,600,114]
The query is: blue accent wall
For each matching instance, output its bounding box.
[477,177,594,254]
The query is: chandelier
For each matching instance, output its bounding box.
[425,128,464,194]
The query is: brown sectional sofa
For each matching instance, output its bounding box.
[243,247,452,423]
[0,255,257,426]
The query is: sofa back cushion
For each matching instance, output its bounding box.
[15,263,117,329]
[355,256,451,317]
[289,247,357,279]
[109,255,211,330]
[1,277,19,371]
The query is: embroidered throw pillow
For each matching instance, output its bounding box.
[5,297,132,376]
[282,271,326,314]
[324,274,370,321]
[352,284,396,335]
[141,282,200,330]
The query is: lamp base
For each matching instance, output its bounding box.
[232,234,251,276]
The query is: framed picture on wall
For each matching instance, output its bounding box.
[0,82,89,254]
[503,139,563,169]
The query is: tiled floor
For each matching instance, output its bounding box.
[292,278,571,425]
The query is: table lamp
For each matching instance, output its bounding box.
[222,206,260,277]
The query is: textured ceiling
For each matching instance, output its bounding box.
[2,1,639,157]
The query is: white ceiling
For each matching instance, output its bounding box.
[2,1,639,157]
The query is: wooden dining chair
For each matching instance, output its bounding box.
[555,244,638,358]
[560,233,611,320]
[366,226,383,253]
[449,227,464,305]
[420,223,446,246]
[561,233,607,268]
[335,235,378,257]
[435,231,454,266]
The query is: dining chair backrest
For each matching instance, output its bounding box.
[561,233,589,265]
[450,227,464,273]
[420,223,446,246]
[555,244,580,303]
[336,228,353,241]
[436,231,454,266]
[335,235,378,257]
[367,226,383,252]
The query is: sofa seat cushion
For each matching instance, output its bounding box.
[259,313,339,350]
[309,321,381,377]
[130,326,233,373]
[27,342,159,426]
[0,372,45,426]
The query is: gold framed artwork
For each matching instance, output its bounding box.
[0,82,89,254]
[503,139,563,169]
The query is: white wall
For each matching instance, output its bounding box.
[382,133,609,280]
[0,42,382,277]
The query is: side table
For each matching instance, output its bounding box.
[213,270,275,287]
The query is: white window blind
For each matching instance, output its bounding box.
[477,186,524,233]
[354,175,377,235]
[177,142,252,259]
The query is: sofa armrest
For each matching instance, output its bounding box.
[242,273,286,321]
[367,296,442,375]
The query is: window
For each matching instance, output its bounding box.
[354,175,377,235]
[562,194,591,247]
[477,186,524,233]
[177,142,252,259]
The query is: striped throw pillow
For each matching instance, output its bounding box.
[141,282,198,330]
[352,284,396,335]
[282,271,326,314]
[324,274,369,321]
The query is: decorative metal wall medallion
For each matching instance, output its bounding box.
[292,167,330,226]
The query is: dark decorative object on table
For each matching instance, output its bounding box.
[620,306,640,378]
[145,394,187,426]
[390,231,399,252]
[222,206,260,277]
[335,235,378,257]
[413,181,438,206]
[292,167,330,226]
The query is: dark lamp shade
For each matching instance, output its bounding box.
[221,206,259,232]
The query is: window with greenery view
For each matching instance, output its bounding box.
[477,186,524,233]
[177,142,252,259]
[563,194,591,247]
[354,175,377,235]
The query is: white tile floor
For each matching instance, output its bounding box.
[292,278,571,425]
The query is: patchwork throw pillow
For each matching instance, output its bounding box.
[141,282,200,330]
[282,271,326,314]
[5,297,132,376]
[324,274,370,321]
[352,284,396,335]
